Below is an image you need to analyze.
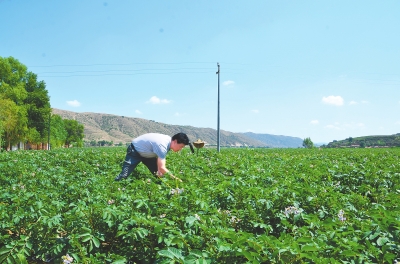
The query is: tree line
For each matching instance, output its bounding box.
[85,140,125,147]
[0,56,84,151]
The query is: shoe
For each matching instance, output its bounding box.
[114,174,127,181]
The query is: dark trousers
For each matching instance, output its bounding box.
[118,144,158,178]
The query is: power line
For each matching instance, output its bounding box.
[37,67,213,74]
[28,62,217,68]
[39,71,215,77]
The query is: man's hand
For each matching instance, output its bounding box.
[156,171,164,178]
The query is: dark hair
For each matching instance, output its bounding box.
[172,133,194,154]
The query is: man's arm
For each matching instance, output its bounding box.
[157,157,168,174]
[157,158,182,182]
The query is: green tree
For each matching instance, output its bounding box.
[1,56,51,149]
[0,120,3,151]
[302,137,314,149]
[26,127,42,149]
[0,56,28,105]
[63,119,84,147]
[0,57,29,149]
[0,98,28,150]
[24,72,51,146]
[50,114,68,148]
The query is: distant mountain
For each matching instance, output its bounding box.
[52,108,303,148]
[240,132,303,148]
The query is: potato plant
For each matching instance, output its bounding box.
[0,147,399,263]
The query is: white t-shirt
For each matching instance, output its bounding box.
[132,133,171,159]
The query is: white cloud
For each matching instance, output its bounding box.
[251,109,259,113]
[135,110,142,115]
[147,96,171,104]
[361,100,369,104]
[310,120,319,125]
[223,80,235,86]
[66,100,81,107]
[322,95,344,106]
[349,101,357,105]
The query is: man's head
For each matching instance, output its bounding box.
[171,133,194,153]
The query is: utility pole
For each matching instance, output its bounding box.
[216,63,220,152]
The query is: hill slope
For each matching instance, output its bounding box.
[240,132,303,148]
[52,108,304,148]
[326,134,400,148]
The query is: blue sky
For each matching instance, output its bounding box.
[1,0,399,143]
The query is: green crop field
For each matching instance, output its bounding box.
[1,147,399,263]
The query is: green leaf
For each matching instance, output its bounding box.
[92,236,100,248]
[78,232,91,238]
[297,237,313,243]
[376,237,389,246]
[188,249,203,257]
[218,244,231,252]
[154,223,165,233]
[82,235,92,242]
[241,250,254,260]
[302,245,318,252]
[17,254,28,264]
[383,252,396,263]
[158,247,183,260]
[71,253,80,263]
[185,216,197,227]
[112,260,127,264]
[0,247,11,256]
[341,250,357,256]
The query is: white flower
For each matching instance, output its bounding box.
[338,209,346,222]
[217,209,231,216]
[170,188,184,195]
[230,216,241,224]
[195,214,201,220]
[284,206,300,217]
[108,199,115,205]
[62,254,73,264]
